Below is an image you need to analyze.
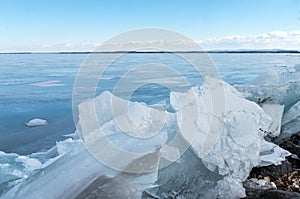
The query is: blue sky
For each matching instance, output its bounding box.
[0,0,300,51]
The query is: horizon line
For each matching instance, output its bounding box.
[1,49,300,54]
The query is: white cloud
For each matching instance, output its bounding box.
[1,30,300,52]
[40,43,96,52]
[97,39,199,51]
[197,30,300,50]
[96,31,300,50]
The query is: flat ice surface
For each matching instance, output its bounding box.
[2,53,300,199]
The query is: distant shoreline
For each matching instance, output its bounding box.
[1,50,300,54]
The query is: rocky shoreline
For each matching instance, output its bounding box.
[245,132,300,199]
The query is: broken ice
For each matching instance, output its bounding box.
[3,70,297,199]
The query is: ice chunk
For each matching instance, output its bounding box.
[282,100,300,126]
[56,138,83,155]
[280,119,300,141]
[259,140,290,166]
[76,91,179,172]
[77,91,169,141]
[262,104,284,137]
[237,65,300,108]
[170,77,278,198]
[1,139,114,199]
[216,176,246,199]
[252,68,281,86]
[0,151,32,196]
[236,65,300,141]
[252,66,299,86]
[244,178,277,190]
[238,84,300,109]
[15,156,42,171]
[2,137,167,199]
[147,147,222,199]
[277,100,300,141]
[25,118,47,127]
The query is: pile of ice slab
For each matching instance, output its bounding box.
[75,76,289,198]
[237,65,300,106]
[3,75,293,199]
[167,77,289,198]
[236,65,300,143]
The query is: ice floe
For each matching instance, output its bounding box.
[25,118,47,127]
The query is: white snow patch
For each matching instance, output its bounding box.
[15,156,42,171]
[25,118,47,127]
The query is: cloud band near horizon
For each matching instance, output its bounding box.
[1,30,300,52]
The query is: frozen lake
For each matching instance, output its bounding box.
[0,52,299,155]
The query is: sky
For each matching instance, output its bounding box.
[0,0,300,52]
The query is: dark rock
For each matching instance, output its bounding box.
[280,132,300,158]
[250,160,293,181]
[259,190,300,199]
[274,170,300,192]
[246,132,300,198]
[279,131,300,168]
[245,188,300,199]
[287,156,300,169]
